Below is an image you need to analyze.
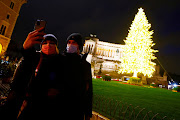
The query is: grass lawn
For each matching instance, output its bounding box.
[93,78,180,120]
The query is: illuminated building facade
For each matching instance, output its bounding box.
[83,36,167,86]
[83,36,124,77]
[0,0,27,54]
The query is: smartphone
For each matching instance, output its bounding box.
[34,19,46,32]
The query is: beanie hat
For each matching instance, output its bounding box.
[40,34,59,54]
[67,33,83,50]
[42,34,58,45]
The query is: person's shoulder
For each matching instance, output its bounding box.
[57,53,65,58]
[81,53,91,66]
[58,53,64,57]
[55,53,66,62]
[81,53,88,61]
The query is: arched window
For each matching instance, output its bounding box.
[0,25,4,34]
[10,2,15,9]
[2,26,6,35]
[0,25,6,35]
[116,49,119,53]
[90,44,94,53]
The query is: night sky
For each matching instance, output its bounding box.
[8,0,180,75]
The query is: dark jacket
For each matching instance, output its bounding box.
[0,49,92,120]
[62,52,92,120]
[0,48,64,120]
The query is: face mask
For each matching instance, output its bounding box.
[66,44,78,53]
[41,44,57,55]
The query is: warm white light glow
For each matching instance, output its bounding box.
[0,44,2,54]
[118,8,158,78]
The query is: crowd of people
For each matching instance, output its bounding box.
[0,27,92,120]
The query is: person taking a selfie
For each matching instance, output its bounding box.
[0,27,65,120]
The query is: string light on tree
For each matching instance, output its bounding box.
[118,8,158,78]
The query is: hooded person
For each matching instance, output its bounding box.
[1,30,65,120]
[63,33,92,120]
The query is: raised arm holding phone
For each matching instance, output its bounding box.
[23,20,46,50]
[0,20,66,120]
[0,20,92,120]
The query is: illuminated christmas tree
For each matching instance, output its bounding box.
[118,8,158,78]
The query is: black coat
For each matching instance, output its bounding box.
[0,48,65,120]
[62,53,92,120]
[0,49,92,120]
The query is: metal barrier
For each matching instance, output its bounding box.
[0,83,171,120]
[93,95,169,120]
[0,83,10,97]
[91,111,110,120]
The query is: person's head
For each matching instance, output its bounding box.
[66,33,83,54]
[41,34,59,55]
